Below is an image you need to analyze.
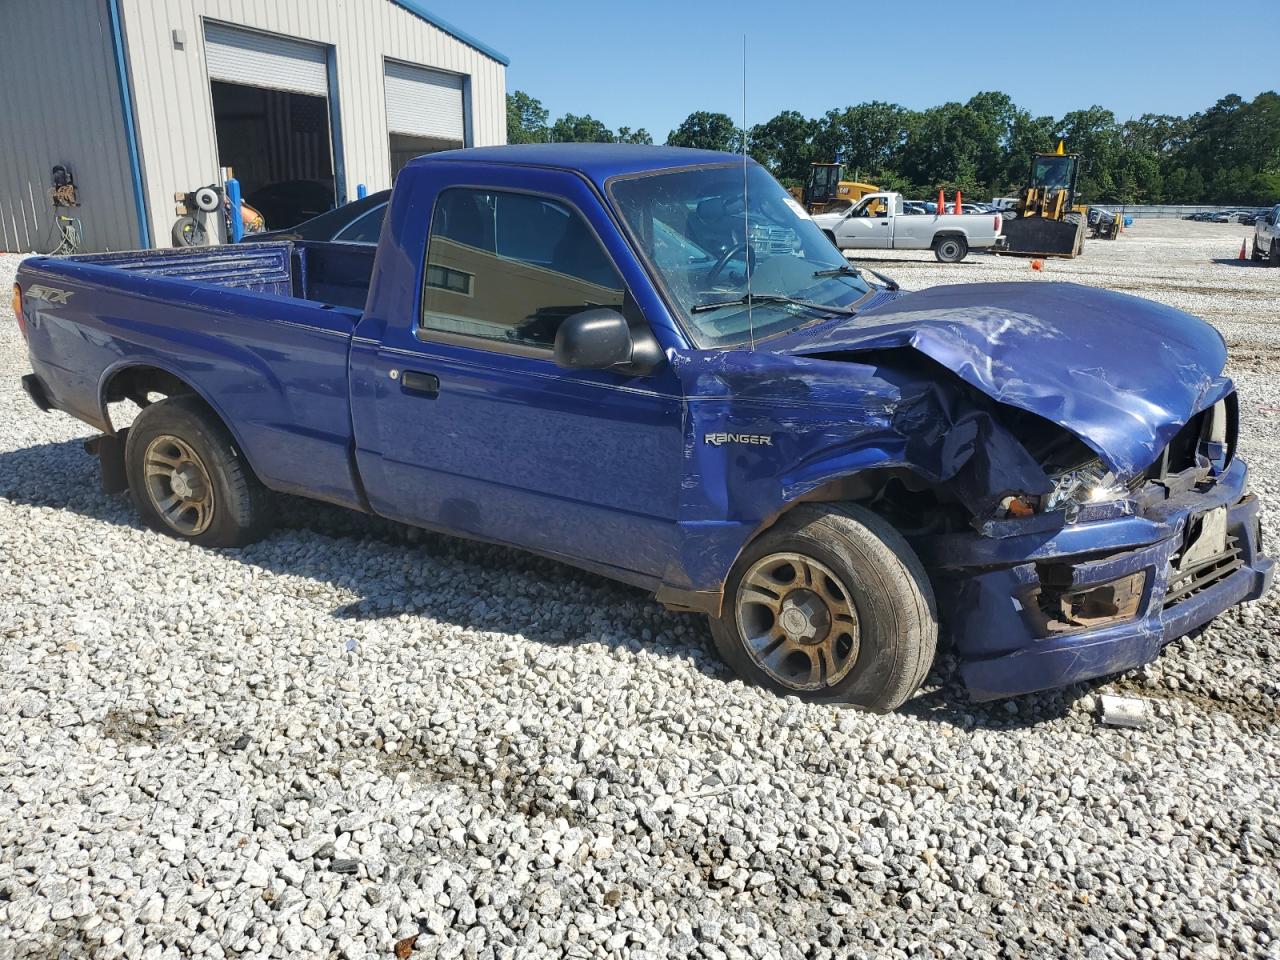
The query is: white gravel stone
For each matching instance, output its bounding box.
[2,222,1279,958]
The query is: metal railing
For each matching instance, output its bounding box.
[1086,204,1272,219]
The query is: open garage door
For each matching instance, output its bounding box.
[384,61,466,179]
[205,22,328,96]
[204,22,337,231]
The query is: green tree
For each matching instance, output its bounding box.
[615,126,654,145]
[506,91,549,144]
[1003,110,1057,190]
[812,102,916,182]
[511,87,1280,205]
[548,114,616,143]
[666,111,742,152]
[749,110,817,182]
[1057,106,1123,201]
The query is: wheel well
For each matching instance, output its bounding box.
[700,468,963,611]
[100,365,210,433]
[932,231,966,246]
[768,469,964,539]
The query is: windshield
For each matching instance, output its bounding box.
[1031,156,1074,190]
[609,163,872,347]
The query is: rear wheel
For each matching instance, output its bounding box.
[934,235,968,263]
[124,395,271,547]
[709,504,937,711]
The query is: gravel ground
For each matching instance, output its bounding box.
[1,221,1279,959]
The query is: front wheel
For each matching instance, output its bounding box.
[709,504,938,711]
[934,236,968,263]
[124,395,271,547]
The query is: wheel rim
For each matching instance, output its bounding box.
[736,552,861,691]
[143,434,215,536]
[941,240,959,259]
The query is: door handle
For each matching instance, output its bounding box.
[400,370,440,397]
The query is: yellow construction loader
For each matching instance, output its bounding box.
[790,163,879,214]
[999,142,1089,258]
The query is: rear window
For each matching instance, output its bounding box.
[334,206,386,244]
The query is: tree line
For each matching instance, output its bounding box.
[507,90,1280,205]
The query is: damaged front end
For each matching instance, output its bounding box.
[669,281,1271,699]
[914,389,1271,699]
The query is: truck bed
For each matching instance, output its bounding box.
[19,240,372,510]
[70,240,376,311]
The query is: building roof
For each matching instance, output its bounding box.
[415,143,746,185]
[391,1,509,66]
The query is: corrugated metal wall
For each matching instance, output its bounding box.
[0,0,141,252]
[118,0,507,248]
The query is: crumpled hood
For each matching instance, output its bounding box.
[772,281,1229,477]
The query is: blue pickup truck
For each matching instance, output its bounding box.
[14,144,1272,710]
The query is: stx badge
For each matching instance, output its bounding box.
[26,284,74,304]
[704,432,773,447]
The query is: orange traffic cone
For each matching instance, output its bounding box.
[954,190,963,216]
[937,189,945,215]
[1240,238,1248,261]
[1031,259,1044,271]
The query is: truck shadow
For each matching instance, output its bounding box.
[1,437,1085,729]
[1209,258,1271,268]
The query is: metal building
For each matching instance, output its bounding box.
[0,0,508,253]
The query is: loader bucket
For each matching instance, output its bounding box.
[999,216,1086,258]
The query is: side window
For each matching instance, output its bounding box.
[334,205,387,244]
[421,188,625,351]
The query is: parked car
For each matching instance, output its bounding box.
[813,192,1003,262]
[244,189,390,244]
[245,179,338,231]
[1253,203,1280,265]
[15,144,1271,709]
[1210,211,1231,223]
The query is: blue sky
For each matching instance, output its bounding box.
[428,0,1279,137]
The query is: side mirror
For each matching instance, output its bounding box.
[554,308,661,376]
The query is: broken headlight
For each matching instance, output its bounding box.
[1043,458,1129,512]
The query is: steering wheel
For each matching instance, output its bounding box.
[707,240,755,283]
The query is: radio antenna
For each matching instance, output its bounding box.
[742,33,753,351]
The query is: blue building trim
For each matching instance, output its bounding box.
[326,45,347,206]
[105,0,151,248]
[390,1,509,66]
[462,75,474,148]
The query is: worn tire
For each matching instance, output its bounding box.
[933,235,968,263]
[1252,238,1263,261]
[124,395,271,548]
[709,504,937,712]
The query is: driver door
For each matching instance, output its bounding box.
[351,172,685,579]
[834,197,892,249]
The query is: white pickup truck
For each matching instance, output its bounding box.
[813,191,1003,262]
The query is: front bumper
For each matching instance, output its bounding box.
[919,459,1272,700]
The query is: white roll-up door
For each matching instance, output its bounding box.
[384,61,465,141]
[204,22,328,97]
